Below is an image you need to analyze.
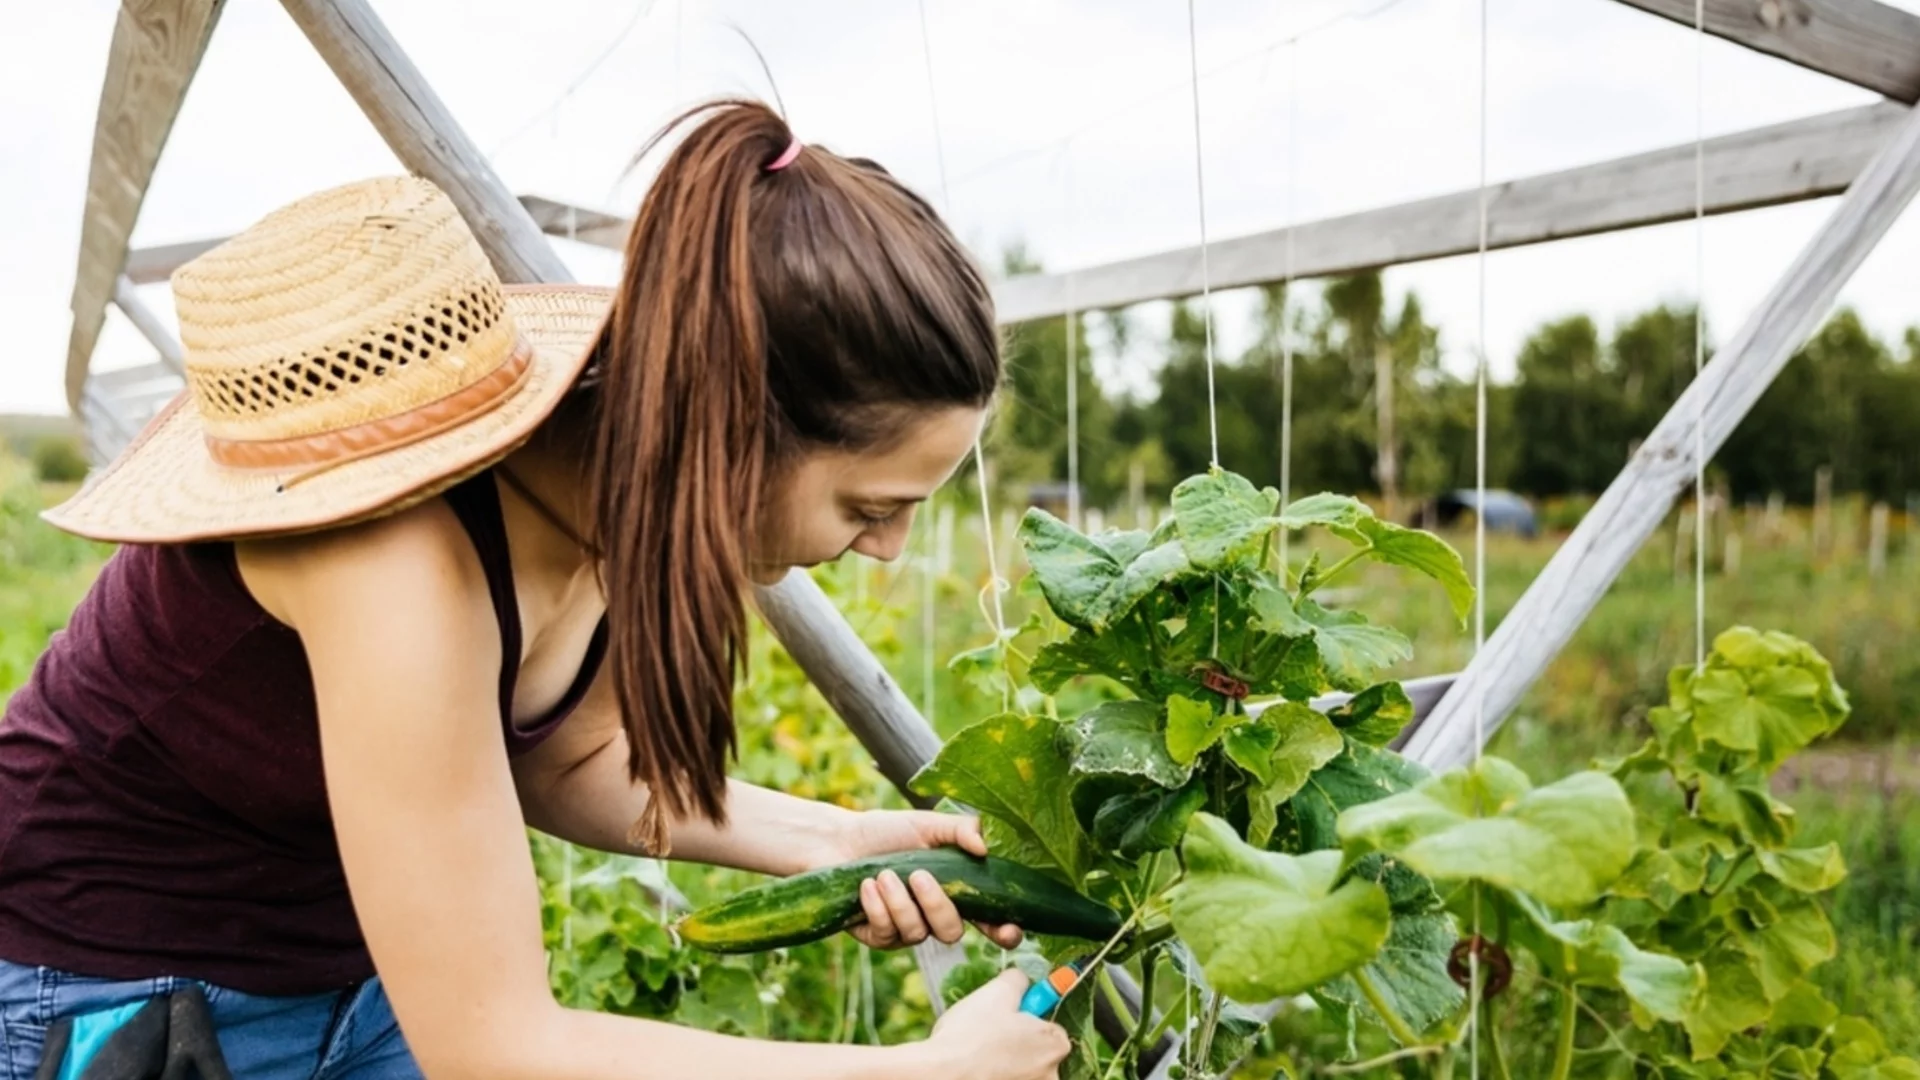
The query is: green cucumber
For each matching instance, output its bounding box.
[675,849,1124,954]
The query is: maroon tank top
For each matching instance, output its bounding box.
[0,472,608,995]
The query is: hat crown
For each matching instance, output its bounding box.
[172,176,521,445]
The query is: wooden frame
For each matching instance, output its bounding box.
[56,0,1920,1069]
[64,0,224,412]
[992,102,1901,323]
[1612,0,1920,103]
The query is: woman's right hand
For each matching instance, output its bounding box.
[920,969,1073,1080]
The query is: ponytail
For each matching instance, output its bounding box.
[584,100,1000,853]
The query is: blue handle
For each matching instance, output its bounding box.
[1018,980,1063,1017]
[1018,960,1086,1018]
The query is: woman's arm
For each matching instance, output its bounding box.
[514,682,1024,950]
[244,506,1057,1080]
[514,686,855,876]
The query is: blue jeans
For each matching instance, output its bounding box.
[0,959,421,1080]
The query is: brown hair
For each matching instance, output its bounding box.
[580,100,999,851]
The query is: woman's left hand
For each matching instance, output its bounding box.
[827,810,1024,952]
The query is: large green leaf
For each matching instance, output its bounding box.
[1327,682,1416,746]
[1828,1016,1920,1079]
[1277,493,1370,532]
[1277,495,1473,623]
[1092,778,1209,861]
[1496,891,1700,1022]
[1351,519,1474,625]
[1294,598,1413,692]
[1691,664,1837,771]
[1769,980,1840,1032]
[1170,468,1282,571]
[1290,739,1431,851]
[1166,693,1239,766]
[1735,895,1836,1002]
[1019,509,1190,633]
[1170,814,1391,1001]
[1697,773,1796,848]
[1683,945,1772,1061]
[1030,619,1157,696]
[1067,700,1191,789]
[1231,704,1344,796]
[1230,703,1345,847]
[1610,843,1713,912]
[1249,580,1314,636]
[1759,844,1847,894]
[1685,627,1851,772]
[1337,757,1635,907]
[1317,854,1462,1037]
[911,714,1087,879]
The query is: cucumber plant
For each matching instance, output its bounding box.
[910,468,1916,1079]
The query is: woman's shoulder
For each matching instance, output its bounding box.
[234,494,492,632]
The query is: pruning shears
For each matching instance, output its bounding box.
[1019,957,1090,1018]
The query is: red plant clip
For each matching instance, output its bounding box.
[1447,935,1513,1000]
[1192,665,1250,701]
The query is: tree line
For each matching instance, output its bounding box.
[987,260,1920,513]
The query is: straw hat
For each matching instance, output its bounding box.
[44,176,613,544]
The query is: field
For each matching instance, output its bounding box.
[3,456,1915,1063]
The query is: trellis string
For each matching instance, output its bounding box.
[1187,0,1221,467]
[1064,146,1082,531]
[1470,0,1492,1072]
[1694,0,1708,672]
[913,0,1011,692]
[1280,39,1299,571]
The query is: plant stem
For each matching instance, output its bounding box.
[1487,1003,1513,1080]
[1113,923,1177,963]
[1320,1045,1446,1075]
[1353,967,1423,1048]
[1193,991,1226,1073]
[1304,548,1369,595]
[1550,984,1578,1080]
[1097,968,1134,1035]
[1132,947,1159,1050]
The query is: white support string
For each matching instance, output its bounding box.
[921,510,937,728]
[915,0,1010,675]
[1064,147,1082,531]
[1280,39,1299,571]
[1186,0,1221,468]
[1693,0,1708,672]
[1470,0,1491,1074]
[1180,3,1217,1065]
[917,0,952,211]
[951,0,1413,195]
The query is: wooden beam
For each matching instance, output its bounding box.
[519,195,633,252]
[1610,0,1920,103]
[65,0,226,413]
[750,572,944,804]
[123,238,223,285]
[278,0,569,285]
[127,196,627,285]
[992,101,1902,324]
[1402,99,1920,772]
[113,276,184,373]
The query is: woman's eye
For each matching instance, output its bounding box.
[854,508,900,529]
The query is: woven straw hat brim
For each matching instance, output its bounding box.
[44,285,611,545]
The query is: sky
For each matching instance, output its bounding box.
[4,0,1919,417]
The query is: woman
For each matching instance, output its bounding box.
[0,101,1070,1080]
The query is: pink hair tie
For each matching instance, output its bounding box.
[765,137,803,172]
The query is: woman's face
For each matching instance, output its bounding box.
[751,406,985,586]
